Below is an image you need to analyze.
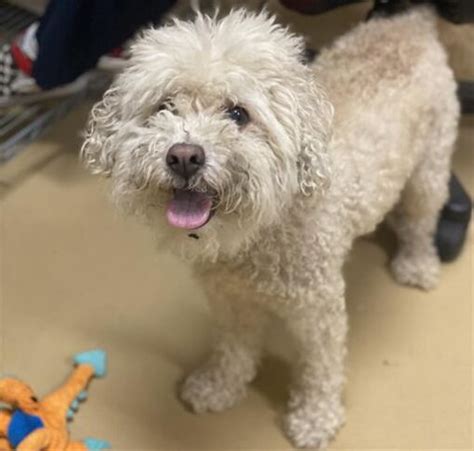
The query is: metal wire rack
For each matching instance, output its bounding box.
[0,0,92,163]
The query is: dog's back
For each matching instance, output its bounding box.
[313,6,459,244]
[315,6,451,118]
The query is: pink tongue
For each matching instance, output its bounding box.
[166,190,213,230]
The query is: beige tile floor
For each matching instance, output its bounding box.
[0,4,473,450]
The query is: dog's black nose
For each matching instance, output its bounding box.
[166,143,205,180]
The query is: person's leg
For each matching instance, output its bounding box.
[280,0,365,15]
[33,0,177,89]
[434,0,474,23]
[281,0,474,20]
[0,0,176,105]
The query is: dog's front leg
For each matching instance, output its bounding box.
[180,290,269,414]
[284,273,348,449]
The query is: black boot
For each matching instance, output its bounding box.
[366,0,411,19]
[436,175,472,262]
[458,81,474,115]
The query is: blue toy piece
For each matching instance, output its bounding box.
[77,390,88,402]
[71,400,80,411]
[66,408,75,421]
[84,437,112,450]
[73,350,107,378]
[7,410,44,448]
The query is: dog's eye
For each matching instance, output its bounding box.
[227,106,250,126]
[31,396,38,403]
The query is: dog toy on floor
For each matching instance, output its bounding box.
[0,350,110,451]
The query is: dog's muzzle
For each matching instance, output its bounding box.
[164,143,214,230]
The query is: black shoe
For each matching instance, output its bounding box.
[366,0,411,20]
[458,81,474,115]
[302,48,318,65]
[435,174,472,262]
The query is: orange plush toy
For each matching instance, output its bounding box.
[0,350,110,451]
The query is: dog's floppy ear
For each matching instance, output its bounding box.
[296,76,334,197]
[81,84,122,177]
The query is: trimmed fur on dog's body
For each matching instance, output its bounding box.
[82,6,459,449]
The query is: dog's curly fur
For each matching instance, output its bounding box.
[82,6,459,448]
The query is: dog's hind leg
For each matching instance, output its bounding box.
[180,291,269,414]
[389,105,458,290]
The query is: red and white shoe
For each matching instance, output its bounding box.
[0,22,90,108]
[0,22,128,108]
[98,45,129,72]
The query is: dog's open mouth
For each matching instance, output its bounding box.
[166,189,215,230]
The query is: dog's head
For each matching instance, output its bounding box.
[82,9,333,262]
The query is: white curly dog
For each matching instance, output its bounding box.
[82,5,459,449]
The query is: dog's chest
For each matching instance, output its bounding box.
[198,223,343,303]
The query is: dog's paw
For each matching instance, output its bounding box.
[180,366,247,414]
[391,250,440,290]
[284,401,345,449]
